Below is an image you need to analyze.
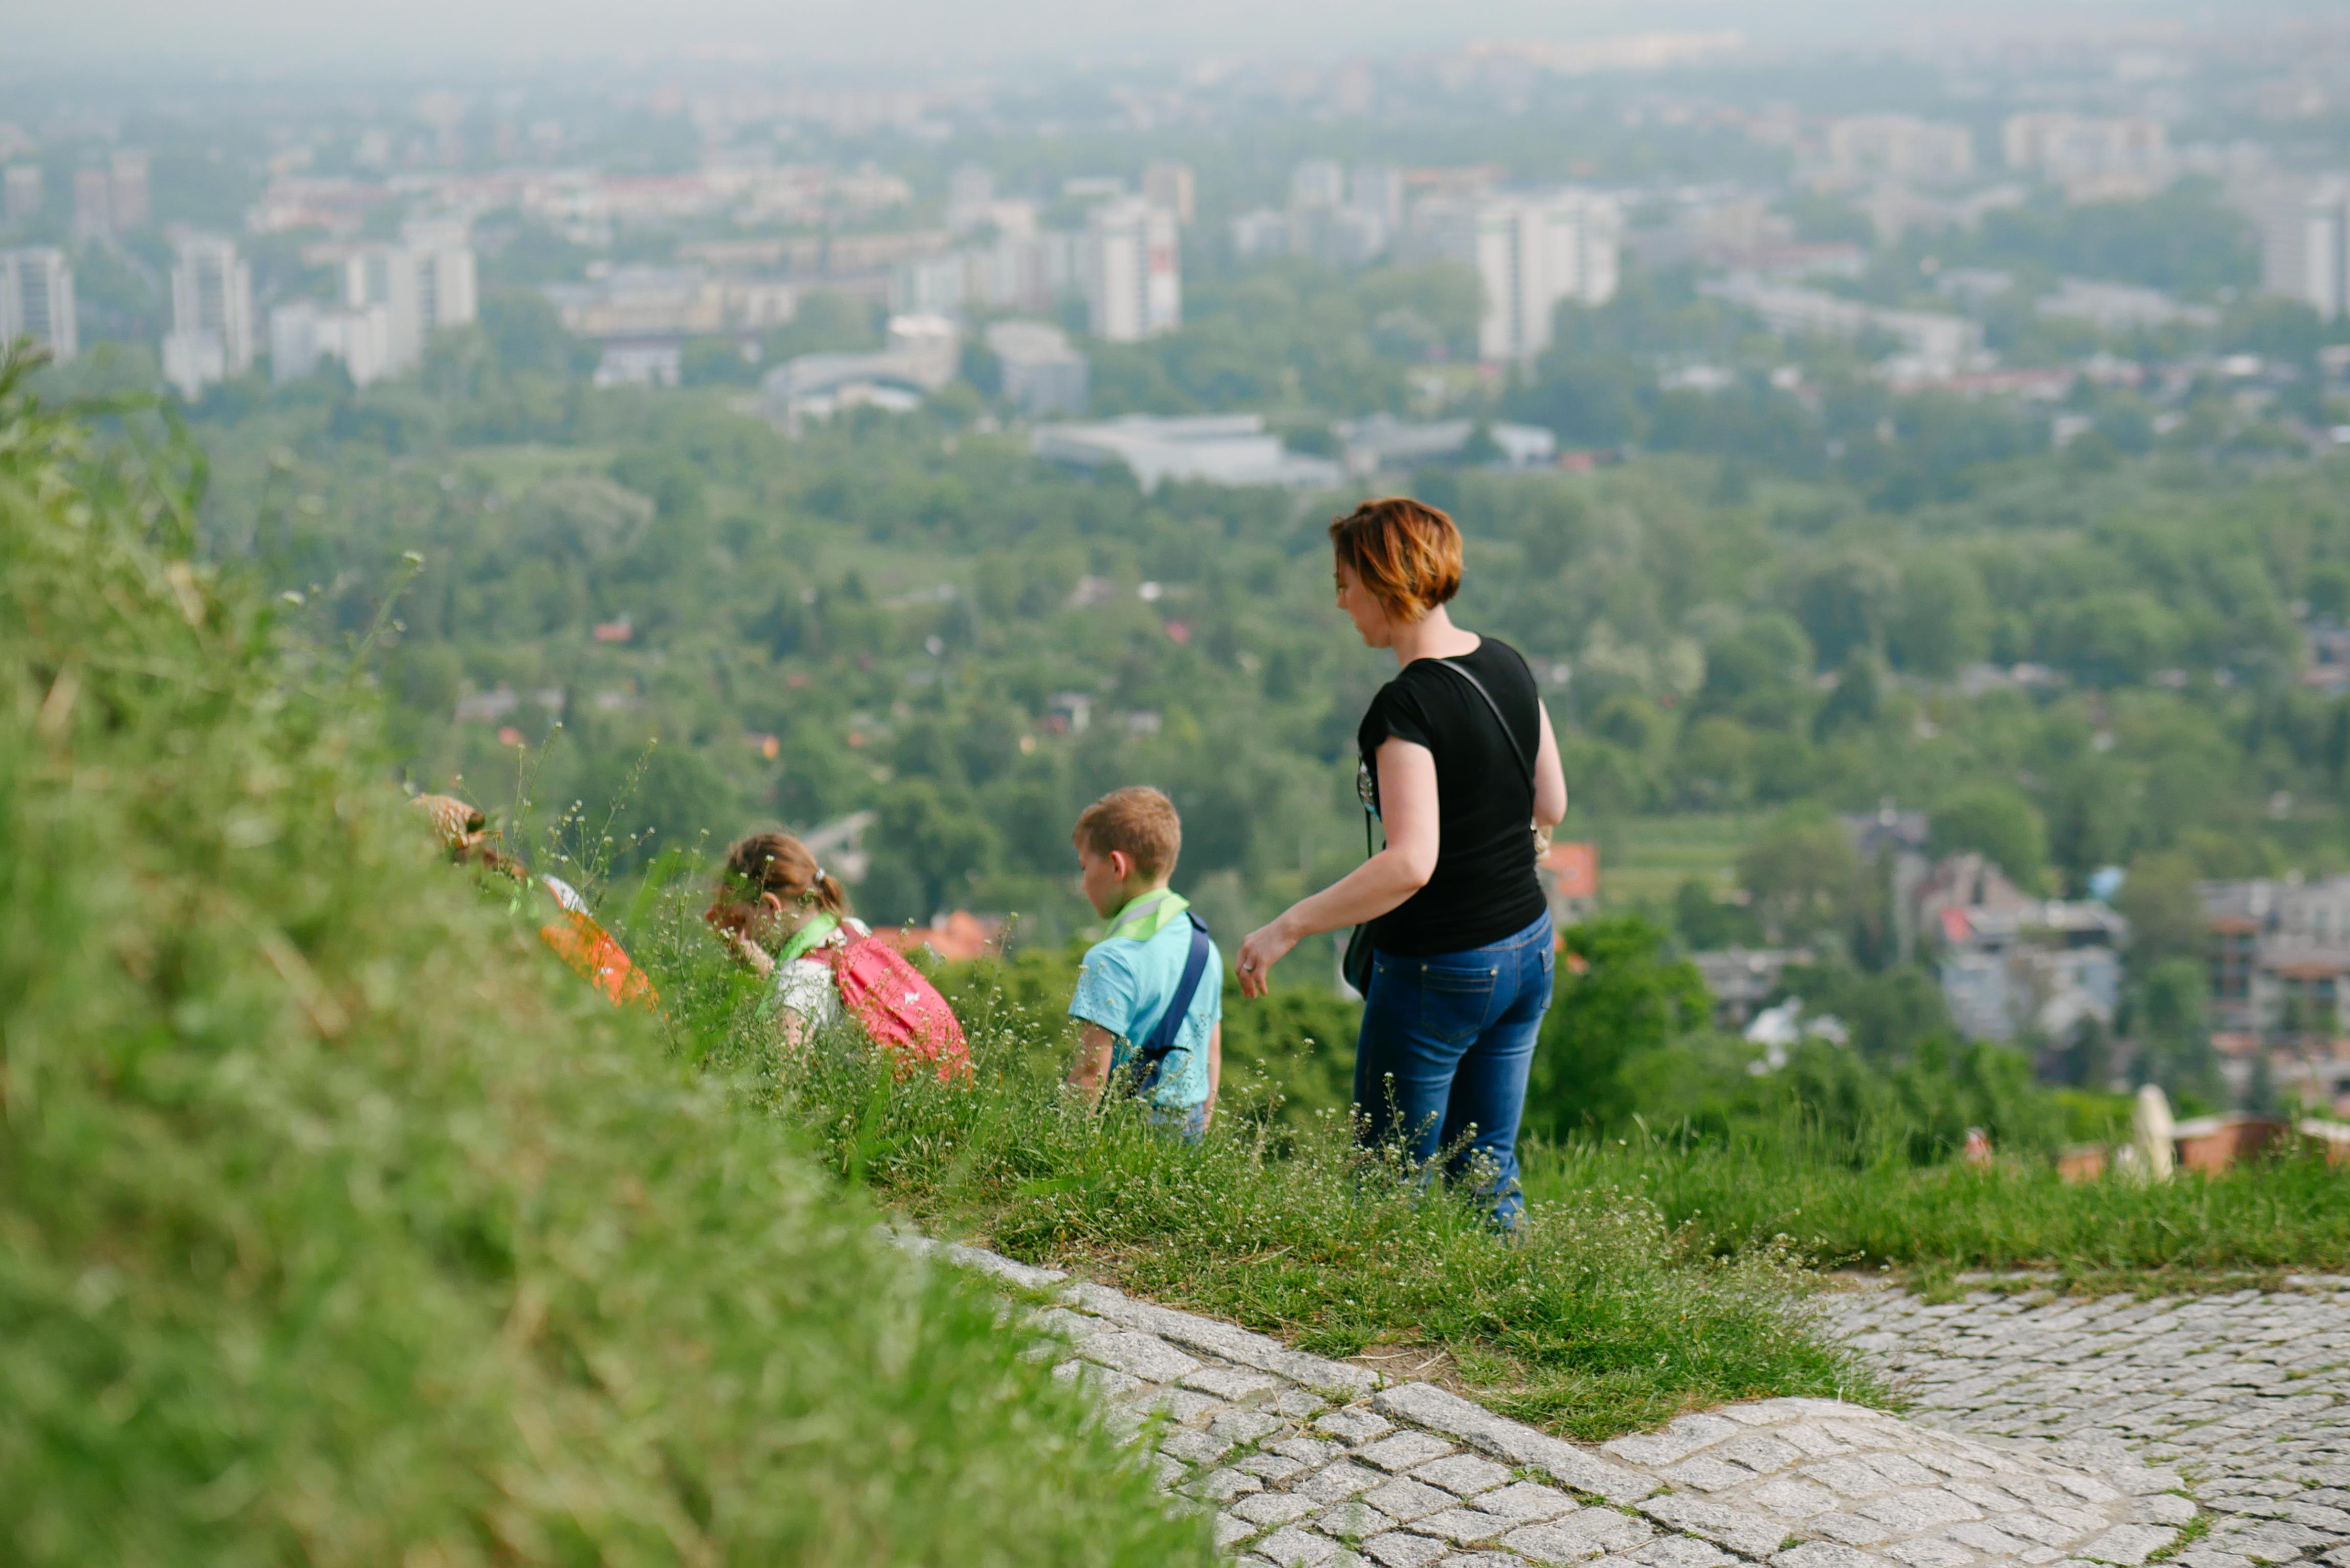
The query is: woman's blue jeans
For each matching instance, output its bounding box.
[1353,911,1554,1230]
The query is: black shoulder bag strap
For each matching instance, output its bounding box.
[1342,659,1540,998]
[1432,657,1537,791]
[1343,790,1378,997]
[1130,911,1212,1097]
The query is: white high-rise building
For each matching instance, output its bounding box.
[891,253,967,316]
[408,218,478,332]
[1352,164,1405,232]
[344,242,418,362]
[2257,179,2350,319]
[2002,113,2167,175]
[1083,198,1180,343]
[1438,191,1622,362]
[110,150,150,232]
[162,234,254,397]
[946,164,996,232]
[269,300,397,387]
[1824,116,1976,185]
[0,247,77,361]
[1291,159,1346,211]
[1142,161,1196,226]
[343,216,478,375]
[72,169,112,242]
[4,165,42,229]
[1231,208,1291,260]
[984,319,1089,417]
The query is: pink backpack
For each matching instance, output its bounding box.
[813,935,973,1084]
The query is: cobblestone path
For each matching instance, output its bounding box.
[899,1237,2189,1568]
[1826,1282,2350,1568]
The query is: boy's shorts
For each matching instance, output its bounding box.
[1144,1100,1209,1143]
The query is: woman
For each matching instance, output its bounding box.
[707,830,971,1081]
[1235,497,1568,1228]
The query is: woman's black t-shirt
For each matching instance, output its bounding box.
[1357,636,1547,957]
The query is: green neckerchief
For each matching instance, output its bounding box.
[778,911,841,967]
[1105,887,1189,943]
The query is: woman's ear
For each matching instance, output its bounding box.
[760,890,787,914]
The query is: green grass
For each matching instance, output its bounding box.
[455,441,619,497]
[0,360,1212,1566]
[1521,1129,2350,1286]
[1593,813,1757,909]
[632,928,1881,1443]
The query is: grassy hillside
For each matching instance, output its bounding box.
[627,928,1877,1443]
[0,354,1211,1566]
[1525,1130,2350,1284]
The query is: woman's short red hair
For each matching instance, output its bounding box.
[1328,497,1464,623]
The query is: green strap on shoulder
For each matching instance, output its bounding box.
[1105,888,1189,943]
[778,911,841,967]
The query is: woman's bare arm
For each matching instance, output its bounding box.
[1533,700,1568,829]
[1233,737,1439,997]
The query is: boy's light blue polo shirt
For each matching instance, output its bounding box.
[1069,889,1222,1110]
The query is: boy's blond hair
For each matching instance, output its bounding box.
[1073,787,1183,880]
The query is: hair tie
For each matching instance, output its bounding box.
[811,864,829,886]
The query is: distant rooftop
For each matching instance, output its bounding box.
[1333,414,1556,474]
[763,313,958,406]
[1032,415,1341,492]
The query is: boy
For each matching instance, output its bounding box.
[1067,787,1223,1138]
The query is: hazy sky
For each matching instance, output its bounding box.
[1,0,2310,74]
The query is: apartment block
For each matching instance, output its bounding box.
[110,150,150,231]
[2255,180,2349,319]
[4,165,42,228]
[1424,190,1621,362]
[1083,198,1179,343]
[984,319,1088,417]
[1824,115,1976,185]
[71,168,111,241]
[1290,159,1345,211]
[1142,161,1196,226]
[2002,113,2166,174]
[269,300,397,387]
[0,247,76,360]
[1351,164,1405,231]
[1704,275,1983,374]
[343,217,479,375]
[945,164,995,231]
[2201,876,2350,1037]
[163,234,254,397]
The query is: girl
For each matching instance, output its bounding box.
[708,831,970,1080]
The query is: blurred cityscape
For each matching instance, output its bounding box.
[5,21,2348,435]
[10,14,2350,1123]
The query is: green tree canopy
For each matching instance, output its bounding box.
[1527,916,1711,1137]
[1930,784,2051,892]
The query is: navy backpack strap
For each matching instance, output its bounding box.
[1130,912,1211,1095]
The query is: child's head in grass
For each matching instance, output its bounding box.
[707,831,852,953]
[412,792,522,879]
[1072,787,1182,917]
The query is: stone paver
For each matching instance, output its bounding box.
[1827,1281,2350,1568]
[895,1232,2195,1567]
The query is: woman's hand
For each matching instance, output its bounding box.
[1234,917,1298,999]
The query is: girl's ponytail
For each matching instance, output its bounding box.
[718,831,854,918]
[809,869,850,918]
